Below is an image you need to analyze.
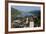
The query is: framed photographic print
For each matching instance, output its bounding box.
[5,0,45,34]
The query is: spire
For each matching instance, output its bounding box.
[26,17,28,24]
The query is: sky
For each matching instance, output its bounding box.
[11,6,40,12]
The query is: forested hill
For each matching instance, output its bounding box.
[28,10,40,16]
[11,7,21,17]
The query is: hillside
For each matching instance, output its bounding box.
[11,7,21,17]
[11,7,21,22]
[29,10,40,16]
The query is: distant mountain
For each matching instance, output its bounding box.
[29,10,40,16]
[11,7,40,18]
